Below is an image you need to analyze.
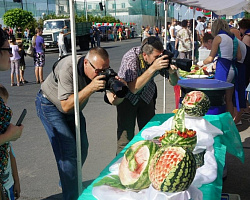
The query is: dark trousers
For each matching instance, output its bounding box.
[116,98,155,154]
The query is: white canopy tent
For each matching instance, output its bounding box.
[170,0,250,16]
[162,0,250,113]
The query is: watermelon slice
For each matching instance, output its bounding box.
[119,140,158,190]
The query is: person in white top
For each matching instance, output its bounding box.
[57,27,71,59]
[9,37,21,86]
[197,19,242,117]
[175,21,182,32]
[169,19,178,58]
[196,16,205,38]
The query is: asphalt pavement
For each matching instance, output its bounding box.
[0,38,249,200]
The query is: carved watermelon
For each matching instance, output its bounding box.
[119,140,159,190]
[149,146,196,192]
[160,129,197,151]
[182,91,210,117]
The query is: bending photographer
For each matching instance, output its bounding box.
[35,47,124,200]
[116,36,178,154]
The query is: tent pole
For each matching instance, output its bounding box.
[211,11,213,28]
[163,0,168,114]
[69,0,83,196]
[192,7,195,65]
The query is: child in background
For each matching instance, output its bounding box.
[10,37,21,86]
[0,84,21,200]
[18,42,28,84]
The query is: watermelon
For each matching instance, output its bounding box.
[149,146,196,192]
[182,91,210,116]
[160,129,197,151]
[119,140,159,190]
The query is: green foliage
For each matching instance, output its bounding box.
[42,13,120,23]
[43,13,69,20]
[3,8,34,29]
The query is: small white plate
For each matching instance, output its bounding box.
[186,75,209,79]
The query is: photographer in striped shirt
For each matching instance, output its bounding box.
[116,36,178,154]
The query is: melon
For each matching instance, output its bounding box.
[182,91,210,117]
[149,146,196,192]
[160,129,197,151]
[119,140,159,190]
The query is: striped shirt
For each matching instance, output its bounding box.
[118,46,156,105]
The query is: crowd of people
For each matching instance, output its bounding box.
[142,17,250,125]
[0,16,250,200]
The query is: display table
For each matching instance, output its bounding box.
[78,113,244,200]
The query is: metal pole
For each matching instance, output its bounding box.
[211,11,213,28]
[3,0,6,13]
[69,0,83,197]
[163,1,168,114]
[105,0,106,16]
[192,8,195,65]
[47,0,48,15]
[85,0,88,21]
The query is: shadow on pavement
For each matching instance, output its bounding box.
[42,193,63,199]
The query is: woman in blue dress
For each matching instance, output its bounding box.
[197,19,242,117]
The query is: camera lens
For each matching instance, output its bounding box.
[109,78,128,98]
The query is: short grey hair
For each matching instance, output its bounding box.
[141,36,163,55]
[85,47,109,61]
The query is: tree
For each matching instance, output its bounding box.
[3,8,34,30]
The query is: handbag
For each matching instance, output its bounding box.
[26,45,34,57]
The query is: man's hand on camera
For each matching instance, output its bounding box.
[151,55,170,71]
[169,64,178,74]
[89,75,106,92]
[115,76,128,87]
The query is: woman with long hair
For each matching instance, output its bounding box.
[197,19,242,117]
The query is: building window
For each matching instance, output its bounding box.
[121,3,125,8]
[88,5,92,10]
[59,6,64,12]
[112,4,116,9]
[96,5,99,9]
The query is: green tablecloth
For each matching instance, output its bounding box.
[78,112,244,200]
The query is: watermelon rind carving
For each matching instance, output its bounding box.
[149,146,196,193]
[161,130,197,151]
[182,91,210,117]
[119,140,159,190]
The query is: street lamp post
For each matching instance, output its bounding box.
[85,0,88,21]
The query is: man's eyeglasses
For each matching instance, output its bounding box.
[88,60,108,74]
[0,47,12,55]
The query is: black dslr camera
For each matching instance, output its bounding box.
[159,50,192,76]
[99,68,128,98]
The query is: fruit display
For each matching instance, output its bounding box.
[182,91,210,117]
[148,146,196,192]
[178,65,209,77]
[119,140,159,190]
[159,129,197,151]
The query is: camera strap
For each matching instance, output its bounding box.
[52,55,85,83]
[138,53,146,69]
